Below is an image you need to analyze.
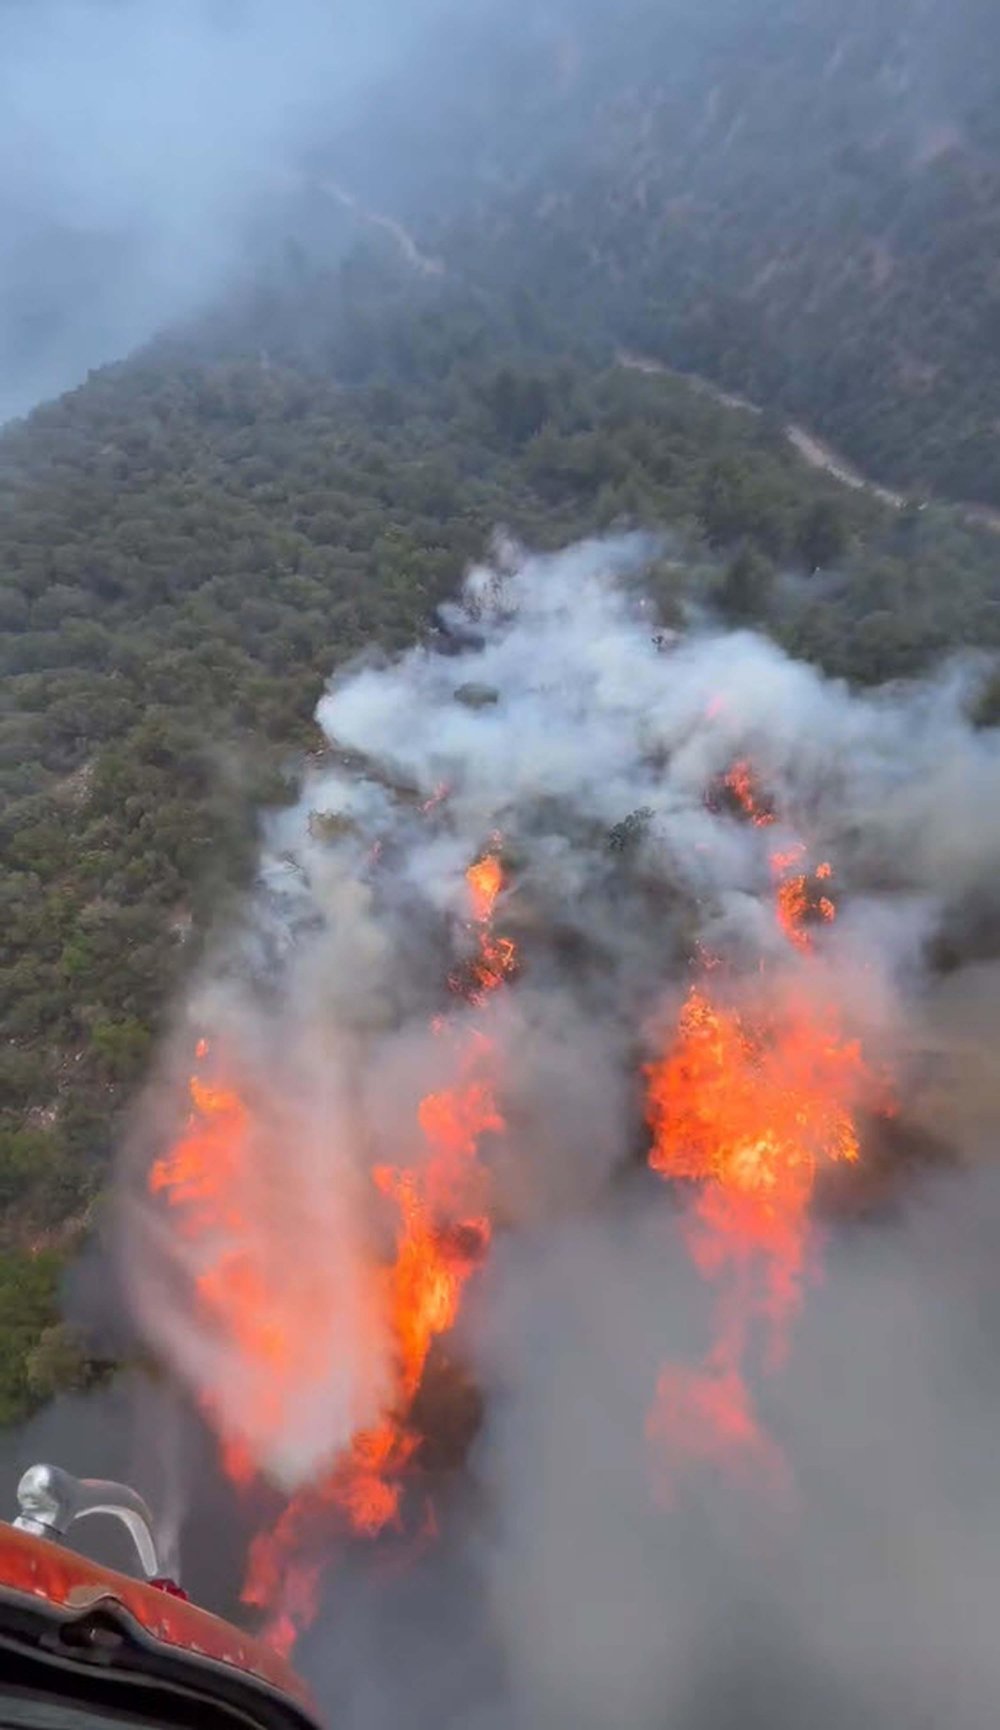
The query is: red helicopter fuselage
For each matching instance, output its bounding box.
[0,1502,322,1730]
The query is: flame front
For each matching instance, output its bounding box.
[229,851,512,1653]
[647,987,863,1344]
[149,746,879,1631]
[645,762,878,1497]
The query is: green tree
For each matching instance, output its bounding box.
[26,1322,105,1401]
[796,499,849,571]
[718,545,776,623]
[0,1251,62,1425]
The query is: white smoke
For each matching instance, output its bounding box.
[466,1167,1000,1730]
[121,536,1000,1724]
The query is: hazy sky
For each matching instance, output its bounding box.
[0,0,981,423]
[0,0,445,420]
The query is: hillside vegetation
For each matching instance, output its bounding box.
[2,246,1000,1419]
[335,0,1000,508]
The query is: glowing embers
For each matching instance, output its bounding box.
[772,848,836,955]
[645,762,877,1500]
[723,759,837,954]
[724,758,776,828]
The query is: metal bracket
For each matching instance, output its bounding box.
[14,1464,165,1583]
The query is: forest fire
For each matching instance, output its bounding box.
[645,762,879,1498]
[148,853,513,1655]
[124,549,1000,1727]
[148,754,878,1624]
[148,1061,358,1490]
[722,760,838,952]
[147,741,882,1638]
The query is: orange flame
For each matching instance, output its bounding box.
[146,1065,323,1460]
[148,1066,359,1469]
[149,1074,248,1226]
[775,874,812,952]
[646,1357,787,1497]
[725,759,775,827]
[232,850,514,1652]
[645,762,879,1500]
[773,853,838,955]
[648,987,863,1325]
[724,762,839,954]
[465,852,503,923]
[463,853,516,999]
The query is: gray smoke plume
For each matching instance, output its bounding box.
[120,536,1000,1726]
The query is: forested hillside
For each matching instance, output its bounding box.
[329,0,1000,507]
[3,219,1000,1419]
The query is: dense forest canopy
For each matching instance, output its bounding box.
[319,0,1000,508]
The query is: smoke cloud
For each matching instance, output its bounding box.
[464,1166,1000,1730]
[117,537,1000,1725]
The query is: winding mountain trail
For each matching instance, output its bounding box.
[618,348,1000,535]
[315,180,446,278]
[617,348,908,507]
[783,424,905,510]
[296,174,1000,539]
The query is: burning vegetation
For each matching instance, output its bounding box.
[122,540,1000,1721]
[147,849,514,1651]
[644,761,888,1500]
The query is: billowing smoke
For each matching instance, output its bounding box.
[119,537,1000,1726]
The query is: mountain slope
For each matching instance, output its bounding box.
[9,249,946,1415]
[331,0,1000,507]
[5,15,1000,1399]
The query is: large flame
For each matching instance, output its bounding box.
[151,746,878,1624]
[148,1062,382,1486]
[645,761,881,1498]
[215,851,513,1654]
